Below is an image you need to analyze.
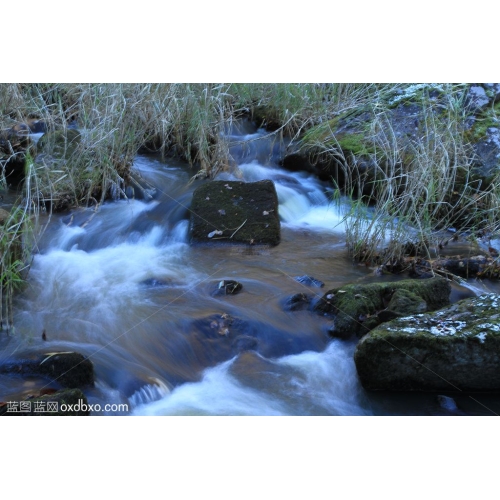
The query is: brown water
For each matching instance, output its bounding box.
[1,125,500,416]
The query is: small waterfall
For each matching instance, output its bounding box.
[217,160,348,233]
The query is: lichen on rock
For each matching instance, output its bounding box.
[354,293,500,392]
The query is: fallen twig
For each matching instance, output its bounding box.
[230,219,247,239]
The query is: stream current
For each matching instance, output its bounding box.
[2,122,500,416]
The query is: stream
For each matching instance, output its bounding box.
[2,121,500,416]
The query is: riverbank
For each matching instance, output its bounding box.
[2,84,499,322]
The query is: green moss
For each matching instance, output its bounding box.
[465,100,500,142]
[301,117,341,145]
[336,133,376,156]
[354,293,500,391]
[313,277,451,338]
[301,116,376,157]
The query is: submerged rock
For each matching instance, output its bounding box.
[36,352,94,388]
[294,275,324,287]
[313,277,451,339]
[140,278,173,288]
[187,312,326,366]
[283,292,312,311]
[354,293,500,392]
[190,180,280,246]
[212,279,243,296]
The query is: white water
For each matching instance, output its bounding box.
[132,341,372,416]
[4,148,375,415]
[217,161,348,232]
[5,124,494,415]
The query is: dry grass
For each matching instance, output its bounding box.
[0,83,498,326]
[298,85,500,263]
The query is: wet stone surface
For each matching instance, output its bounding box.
[354,293,500,392]
[212,280,243,296]
[190,180,280,246]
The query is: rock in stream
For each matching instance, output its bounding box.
[354,293,500,392]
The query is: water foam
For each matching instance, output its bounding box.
[131,358,288,416]
[217,161,347,233]
[132,341,372,416]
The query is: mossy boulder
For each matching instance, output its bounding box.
[465,85,491,112]
[313,277,451,339]
[190,180,280,246]
[472,126,500,186]
[283,292,312,311]
[465,99,500,185]
[282,102,424,196]
[354,293,500,392]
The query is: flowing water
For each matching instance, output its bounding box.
[2,122,500,416]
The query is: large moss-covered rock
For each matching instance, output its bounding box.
[190,180,280,245]
[465,85,491,112]
[313,277,451,339]
[354,293,500,392]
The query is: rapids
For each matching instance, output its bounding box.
[1,122,500,415]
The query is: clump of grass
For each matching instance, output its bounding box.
[0,197,37,331]
[331,84,499,265]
